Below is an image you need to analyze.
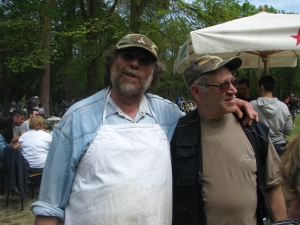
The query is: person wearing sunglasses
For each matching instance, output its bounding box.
[171,55,286,225]
[19,109,40,135]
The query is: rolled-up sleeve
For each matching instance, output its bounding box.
[31,126,78,221]
[265,137,282,188]
[31,200,65,220]
[31,91,105,220]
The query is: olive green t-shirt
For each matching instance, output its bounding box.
[200,113,281,225]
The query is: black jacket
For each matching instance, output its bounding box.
[2,146,29,198]
[0,149,5,195]
[171,110,269,225]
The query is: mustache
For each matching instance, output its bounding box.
[122,68,141,78]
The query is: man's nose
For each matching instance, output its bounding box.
[129,58,140,68]
[228,83,238,94]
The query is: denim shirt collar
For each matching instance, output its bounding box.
[106,89,154,122]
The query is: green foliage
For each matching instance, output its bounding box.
[240,0,258,16]
[0,0,299,107]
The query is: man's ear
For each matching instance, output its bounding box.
[190,84,203,102]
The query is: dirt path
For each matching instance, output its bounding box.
[0,168,295,225]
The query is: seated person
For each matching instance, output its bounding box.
[0,114,14,151]
[34,103,45,118]
[19,109,40,135]
[19,115,52,174]
[10,98,17,110]
[10,109,26,148]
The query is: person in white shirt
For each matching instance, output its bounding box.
[19,115,52,174]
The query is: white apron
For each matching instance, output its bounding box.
[64,93,172,225]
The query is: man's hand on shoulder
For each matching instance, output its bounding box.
[235,98,259,126]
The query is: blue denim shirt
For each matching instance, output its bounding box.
[0,134,9,151]
[31,88,184,220]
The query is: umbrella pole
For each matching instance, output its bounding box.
[261,52,268,76]
[263,62,267,76]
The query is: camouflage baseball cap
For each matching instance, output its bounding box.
[116,34,158,60]
[183,55,242,87]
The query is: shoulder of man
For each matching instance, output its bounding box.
[145,93,174,105]
[250,99,257,105]
[171,109,199,148]
[54,90,107,136]
[19,121,29,132]
[234,114,269,136]
[145,93,184,119]
[277,99,291,111]
[171,110,199,143]
[176,109,199,127]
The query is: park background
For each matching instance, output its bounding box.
[0,1,300,223]
[0,0,300,116]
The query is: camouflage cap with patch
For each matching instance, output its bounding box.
[183,55,242,87]
[116,34,158,60]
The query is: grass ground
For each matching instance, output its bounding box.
[286,113,300,142]
[0,190,37,225]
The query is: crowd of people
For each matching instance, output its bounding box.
[0,33,299,225]
[0,108,52,189]
[175,95,197,113]
[7,94,46,120]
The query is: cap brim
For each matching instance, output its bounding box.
[221,57,242,72]
[116,45,158,60]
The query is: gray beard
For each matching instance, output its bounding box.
[110,64,153,96]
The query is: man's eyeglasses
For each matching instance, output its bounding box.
[197,78,239,93]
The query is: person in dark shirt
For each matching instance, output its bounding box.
[236,78,252,102]
[288,94,299,126]
[172,55,286,225]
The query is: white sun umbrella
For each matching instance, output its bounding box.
[173,10,300,75]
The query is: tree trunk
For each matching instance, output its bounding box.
[39,0,52,116]
[129,0,148,33]
[64,0,75,101]
[82,0,99,96]
[0,47,10,112]
[0,8,10,112]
